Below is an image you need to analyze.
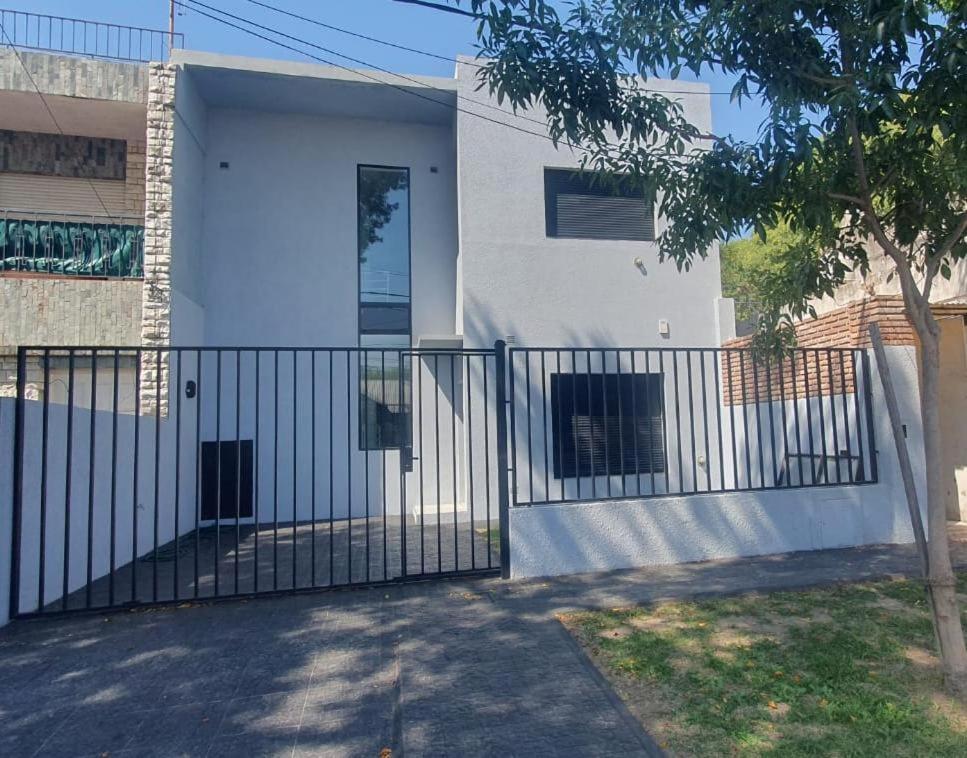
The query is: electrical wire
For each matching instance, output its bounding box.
[246,0,738,96]
[189,0,555,130]
[177,0,582,144]
[180,0,718,150]
[0,22,118,221]
[387,0,478,18]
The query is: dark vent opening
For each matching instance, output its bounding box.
[201,440,255,521]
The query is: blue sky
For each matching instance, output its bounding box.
[20,0,767,142]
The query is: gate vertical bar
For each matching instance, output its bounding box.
[483,355,492,568]
[40,351,51,609]
[399,350,407,578]
[86,351,97,608]
[851,350,866,482]
[63,351,75,610]
[494,341,511,579]
[862,351,878,482]
[9,347,27,619]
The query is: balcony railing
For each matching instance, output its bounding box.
[0,8,182,63]
[0,209,144,279]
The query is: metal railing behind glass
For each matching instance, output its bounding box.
[0,209,144,278]
[0,8,182,62]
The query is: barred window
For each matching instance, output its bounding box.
[551,373,665,478]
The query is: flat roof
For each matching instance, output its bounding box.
[172,49,458,126]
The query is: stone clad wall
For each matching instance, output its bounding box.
[0,278,142,398]
[0,131,128,179]
[0,50,153,399]
[0,49,148,102]
[140,63,176,413]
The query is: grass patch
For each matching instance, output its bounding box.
[561,575,967,756]
[475,526,500,547]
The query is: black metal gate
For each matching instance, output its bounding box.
[9,345,509,618]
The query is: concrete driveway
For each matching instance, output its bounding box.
[1,579,653,757]
[1,539,954,757]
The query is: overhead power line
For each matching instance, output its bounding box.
[230,0,551,128]
[179,0,721,149]
[244,0,462,65]
[0,22,117,221]
[177,0,574,141]
[248,0,737,96]
[387,0,479,18]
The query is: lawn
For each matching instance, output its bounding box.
[561,575,967,756]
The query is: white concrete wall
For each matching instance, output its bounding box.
[188,349,495,525]
[196,108,458,346]
[169,66,209,345]
[164,105,469,526]
[4,391,200,617]
[509,345,927,578]
[454,60,722,350]
[0,397,13,626]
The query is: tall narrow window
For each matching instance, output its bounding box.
[358,166,411,449]
[551,373,665,478]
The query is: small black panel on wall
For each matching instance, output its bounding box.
[200,440,255,521]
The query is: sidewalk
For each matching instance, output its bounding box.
[1,536,960,757]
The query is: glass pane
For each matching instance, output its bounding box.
[359,303,410,335]
[359,336,411,450]
[358,166,410,314]
[358,167,411,449]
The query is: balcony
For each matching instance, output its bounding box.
[0,8,182,63]
[0,209,144,279]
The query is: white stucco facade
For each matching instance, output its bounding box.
[164,50,720,353]
[0,51,928,624]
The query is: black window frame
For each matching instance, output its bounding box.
[550,372,666,479]
[544,168,656,241]
[357,164,413,452]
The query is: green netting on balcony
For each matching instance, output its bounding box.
[0,217,144,277]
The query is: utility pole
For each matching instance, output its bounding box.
[169,0,176,55]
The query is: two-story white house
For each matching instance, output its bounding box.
[3,40,924,621]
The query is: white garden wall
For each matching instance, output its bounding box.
[508,344,927,578]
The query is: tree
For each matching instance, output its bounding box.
[460,0,967,692]
[720,223,811,327]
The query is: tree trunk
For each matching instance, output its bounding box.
[915,312,967,695]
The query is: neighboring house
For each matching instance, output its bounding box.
[806,250,967,521]
[0,10,929,624]
[0,40,158,410]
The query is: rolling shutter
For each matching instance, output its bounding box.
[544,168,655,241]
[551,372,666,478]
[0,174,128,217]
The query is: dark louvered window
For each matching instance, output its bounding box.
[551,373,665,479]
[544,169,655,241]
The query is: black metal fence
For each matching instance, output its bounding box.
[0,8,183,62]
[9,346,503,617]
[508,346,877,506]
[9,341,879,618]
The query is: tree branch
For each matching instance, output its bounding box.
[829,192,867,207]
[923,212,967,300]
[938,212,967,260]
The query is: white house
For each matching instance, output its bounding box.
[1,44,926,624]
